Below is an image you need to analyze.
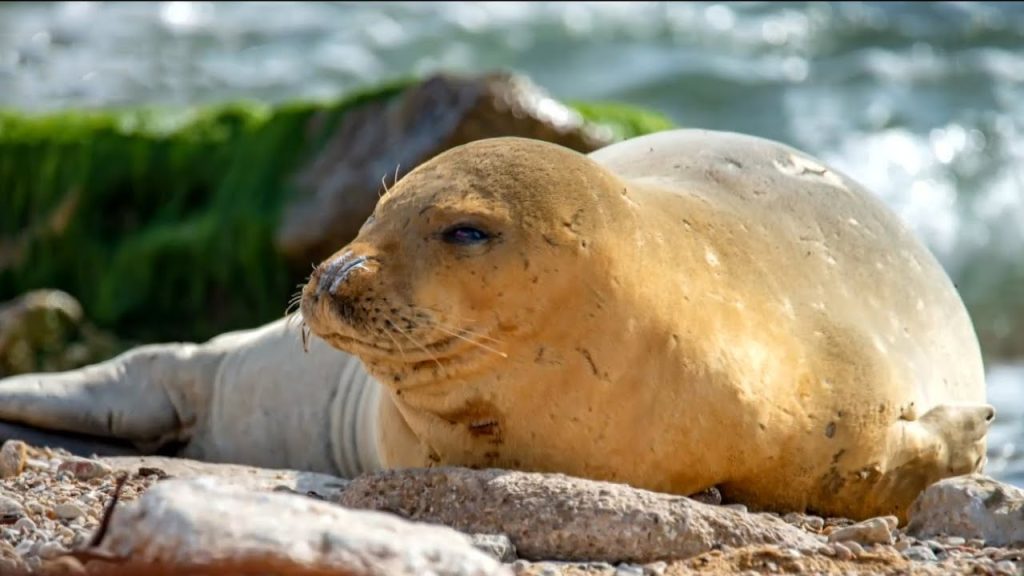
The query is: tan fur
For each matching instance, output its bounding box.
[301,129,992,521]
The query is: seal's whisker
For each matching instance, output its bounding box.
[427,321,504,346]
[393,163,402,187]
[301,321,311,353]
[379,172,390,198]
[380,321,409,363]
[388,319,446,374]
[405,305,504,343]
[407,304,478,323]
[427,323,508,359]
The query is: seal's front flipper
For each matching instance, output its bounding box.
[0,343,219,454]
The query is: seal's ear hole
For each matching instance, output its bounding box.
[985,407,996,423]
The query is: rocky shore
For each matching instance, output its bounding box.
[0,441,1020,575]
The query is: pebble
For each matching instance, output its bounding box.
[615,564,644,576]
[827,516,894,545]
[643,561,667,575]
[842,540,865,556]
[723,503,748,513]
[470,533,516,562]
[943,536,966,546]
[53,503,84,520]
[969,539,986,548]
[832,543,854,561]
[14,539,33,556]
[0,495,24,520]
[894,538,911,551]
[13,517,36,533]
[779,548,802,559]
[995,560,1018,575]
[37,541,67,560]
[803,516,825,531]
[902,545,938,562]
[57,457,112,481]
[0,441,27,479]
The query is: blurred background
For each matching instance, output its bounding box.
[0,2,1021,483]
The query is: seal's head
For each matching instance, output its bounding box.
[300,137,627,388]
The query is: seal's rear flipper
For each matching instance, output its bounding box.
[918,403,995,474]
[0,343,220,454]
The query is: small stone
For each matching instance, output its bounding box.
[779,548,802,559]
[57,458,112,481]
[803,516,825,531]
[968,538,985,548]
[0,495,24,522]
[832,543,854,561]
[842,541,865,556]
[470,533,517,562]
[25,458,48,471]
[38,541,68,560]
[26,502,44,515]
[53,503,84,520]
[14,538,33,556]
[0,441,27,478]
[615,564,644,576]
[902,546,938,562]
[827,516,894,546]
[995,560,1017,575]
[511,560,530,574]
[13,517,36,533]
[941,536,966,546]
[894,538,911,551]
[723,503,748,513]
[783,512,803,525]
[644,561,668,575]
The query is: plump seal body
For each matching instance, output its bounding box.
[301,129,992,520]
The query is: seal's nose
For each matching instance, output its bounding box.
[317,251,370,296]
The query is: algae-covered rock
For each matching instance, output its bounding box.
[0,290,121,378]
[0,72,673,352]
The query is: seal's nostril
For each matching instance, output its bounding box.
[318,253,372,295]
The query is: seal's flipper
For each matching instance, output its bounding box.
[0,421,144,457]
[917,403,995,474]
[0,343,220,453]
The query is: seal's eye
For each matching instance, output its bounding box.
[441,225,490,246]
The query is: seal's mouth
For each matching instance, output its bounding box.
[320,329,462,365]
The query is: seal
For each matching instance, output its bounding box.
[300,129,993,520]
[0,129,993,521]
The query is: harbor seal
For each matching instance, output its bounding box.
[300,129,992,520]
[0,129,992,521]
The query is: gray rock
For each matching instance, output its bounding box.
[339,467,819,563]
[827,516,896,545]
[901,545,938,562]
[96,476,509,576]
[471,533,517,562]
[907,474,1024,547]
